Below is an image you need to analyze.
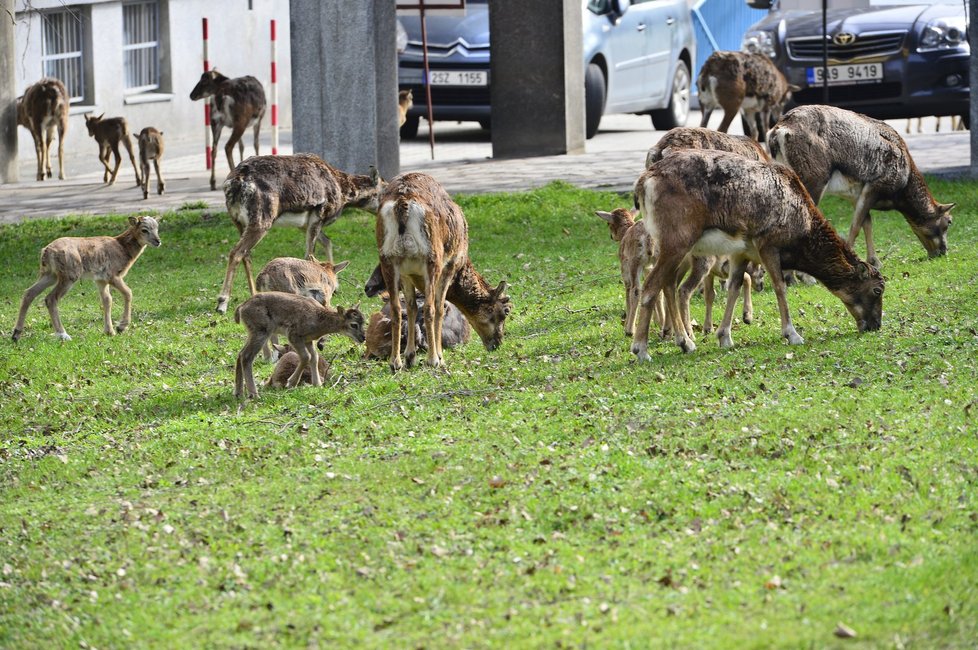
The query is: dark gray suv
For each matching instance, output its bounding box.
[397,0,696,139]
[742,1,969,124]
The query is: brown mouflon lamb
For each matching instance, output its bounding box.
[364,292,470,361]
[13,216,162,342]
[135,127,165,200]
[265,344,331,389]
[255,256,349,360]
[84,113,142,187]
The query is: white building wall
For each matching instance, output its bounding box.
[12,0,292,174]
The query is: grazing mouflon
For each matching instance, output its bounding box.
[631,149,883,362]
[768,105,953,268]
[376,172,511,370]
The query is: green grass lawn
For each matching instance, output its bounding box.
[1,179,976,648]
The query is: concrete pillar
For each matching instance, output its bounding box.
[489,0,585,158]
[1,0,19,183]
[289,0,399,179]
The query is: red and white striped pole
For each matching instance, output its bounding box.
[270,19,279,155]
[202,17,212,170]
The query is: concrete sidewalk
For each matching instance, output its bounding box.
[1,112,972,224]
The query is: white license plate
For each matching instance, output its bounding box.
[806,63,883,85]
[426,70,488,86]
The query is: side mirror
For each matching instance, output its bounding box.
[746,0,773,9]
[611,0,630,18]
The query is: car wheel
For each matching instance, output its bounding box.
[961,113,970,130]
[650,60,690,131]
[585,62,606,139]
[400,114,420,139]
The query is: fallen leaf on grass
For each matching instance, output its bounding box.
[834,622,857,638]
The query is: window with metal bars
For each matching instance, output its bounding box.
[123,1,161,93]
[41,9,86,103]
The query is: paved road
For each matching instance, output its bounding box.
[1,112,972,224]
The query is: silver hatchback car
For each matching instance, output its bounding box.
[397,0,696,139]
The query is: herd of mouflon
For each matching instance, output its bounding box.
[12,55,955,399]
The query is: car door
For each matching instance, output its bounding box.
[633,0,684,107]
[603,1,653,107]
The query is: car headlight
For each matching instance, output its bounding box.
[742,30,776,58]
[919,16,968,51]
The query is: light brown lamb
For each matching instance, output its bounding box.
[16,77,69,181]
[265,344,331,389]
[255,256,349,360]
[218,153,383,314]
[12,216,162,342]
[233,292,364,399]
[768,105,953,268]
[631,149,883,361]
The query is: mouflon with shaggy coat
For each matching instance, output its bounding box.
[768,104,953,268]
[697,51,797,142]
[631,149,884,361]
[17,77,69,181]
[218,153,383,314]
[189,70,267,191]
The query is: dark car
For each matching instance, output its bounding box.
[741,1,969,124]
[397,0,696,139]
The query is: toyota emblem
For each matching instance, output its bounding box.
[833,32,856,46]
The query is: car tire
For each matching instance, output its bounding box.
[650,60,691,131]
[961,113,970,130]
[400,114,420,140]
[585,62,606,140]
[478,118,491,132]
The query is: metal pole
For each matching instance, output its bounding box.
[419,0,436,159]
[969,0,977,178]
[271,19,279,155]
[203,17,212,170]
[822,0,828,105]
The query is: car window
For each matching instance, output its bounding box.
[587,0,609,14]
